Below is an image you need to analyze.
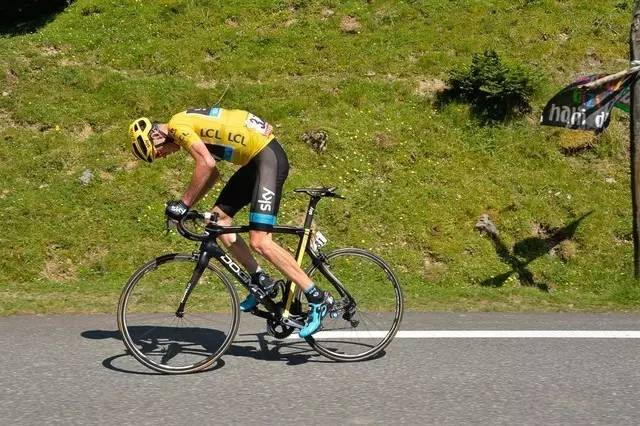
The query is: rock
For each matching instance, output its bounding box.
[475,214,499,237]
[300,130,328,153]
[79,169,94,185]
[340,16,361,33]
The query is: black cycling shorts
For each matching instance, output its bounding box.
[215,139,289,230]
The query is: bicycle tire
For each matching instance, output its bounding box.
[304,248,403,361]
[117,253,240,374]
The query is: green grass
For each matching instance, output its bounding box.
[1,0,640,315]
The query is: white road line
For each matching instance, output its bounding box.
[288,330,640,339]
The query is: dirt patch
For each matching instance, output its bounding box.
[99,170,114,182]
[415,79,447,97]
[225,17,239,28]
[204,50,219,63]
[340,16,361,33]
[321,7,334,18]
[59,58,83,67]
[75,123,93,141]
[0,109,17,130]
[423,254,447,282]
[86,245,108,262]
[531,221,578,260]
[5,68,19,86]
[531,221,552,238]
[556,130,596,156]
[373,132,395,150]
[614,232,632,246]
[163,169,185,198]
[581,48,603,73]
[123,159,138,171]
[556,240,577,261]
[196,80,217,89]
[41,46,61,56]
[42,246,77,282]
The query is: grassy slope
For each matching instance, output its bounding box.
[0,0,639,315]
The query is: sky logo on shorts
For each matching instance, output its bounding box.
[258,187,275,212]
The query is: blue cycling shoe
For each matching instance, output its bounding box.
[240,271,277,312]
[299,292,334,338]
[239,294,258,312]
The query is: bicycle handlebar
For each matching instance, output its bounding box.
[175,211,214,241]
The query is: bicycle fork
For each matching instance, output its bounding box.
[176,249,212,317]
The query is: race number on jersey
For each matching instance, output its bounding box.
[245,113,273,136]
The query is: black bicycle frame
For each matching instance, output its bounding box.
[179,195,352,319]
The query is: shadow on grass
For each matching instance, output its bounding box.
[434,88,532,124]
[476,212,593,292]
[0,1,72,36]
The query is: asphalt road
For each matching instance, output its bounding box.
[1,312,639,425]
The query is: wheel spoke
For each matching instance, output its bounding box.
[118,255,240,373]
[305,248,403,361]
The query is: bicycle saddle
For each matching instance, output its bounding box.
[293,187,345,199]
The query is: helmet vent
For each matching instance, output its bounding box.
[138,120,147,131]
[132,143,145,160]
[136,136,148,155]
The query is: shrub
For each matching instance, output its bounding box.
[447,50,538,121]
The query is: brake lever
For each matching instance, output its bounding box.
[164,217,177,234]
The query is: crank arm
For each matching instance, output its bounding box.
[251,309,275,321]
[282,317,305,329]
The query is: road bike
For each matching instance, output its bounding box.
[117,187,403,373]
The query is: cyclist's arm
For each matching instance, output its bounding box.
[182,140,217,207]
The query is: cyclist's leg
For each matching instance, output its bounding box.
[213,206,258,274]
[246,140,332,335]
[245,139,310,287]
[213,160,275,311]
[249,230,313,290]
[213,164,260,274]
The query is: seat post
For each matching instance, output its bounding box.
[304,196,321,229]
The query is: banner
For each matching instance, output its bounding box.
[540,69,638,132]
[615,85,630,113]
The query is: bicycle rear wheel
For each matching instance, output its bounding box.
[117,253,240,374]
[304,248,403,361]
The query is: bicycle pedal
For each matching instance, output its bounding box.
[282,317,305,329]
[249,285,267,300]
[250,284,277,301]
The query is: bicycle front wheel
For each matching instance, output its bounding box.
[117,253,240,374]
[305,248,403,361]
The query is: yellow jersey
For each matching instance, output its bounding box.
[167,107,275,166]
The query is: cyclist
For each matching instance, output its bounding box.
[128,107,332,337]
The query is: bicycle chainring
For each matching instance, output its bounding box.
[266,319,295,339]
